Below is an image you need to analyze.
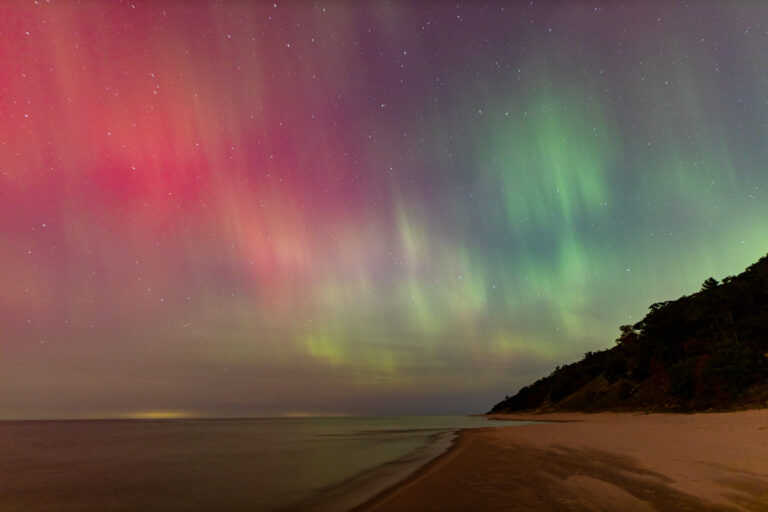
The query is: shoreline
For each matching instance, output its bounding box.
[349,427,478,512]
[298,417,535,512]
[297,430,459,512]
[353,410,768,511]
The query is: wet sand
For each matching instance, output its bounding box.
[354,410,768,511]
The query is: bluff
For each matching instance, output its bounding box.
[490,253,768,413]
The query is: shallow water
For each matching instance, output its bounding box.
[0,416,530,511]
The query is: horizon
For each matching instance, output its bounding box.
[0,411,483,421]
[3,1,768,420]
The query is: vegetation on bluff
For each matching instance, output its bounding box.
[491,253,768,413]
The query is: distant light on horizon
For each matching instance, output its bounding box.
[119,410,198,420]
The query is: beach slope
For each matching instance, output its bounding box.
[355,411,768,511]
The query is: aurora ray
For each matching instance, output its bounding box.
[1,1,767,418]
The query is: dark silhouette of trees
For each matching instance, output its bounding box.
[490,253,768,413]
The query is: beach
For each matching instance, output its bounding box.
[355,410,768,512]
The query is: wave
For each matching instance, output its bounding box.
[288,429,458,512]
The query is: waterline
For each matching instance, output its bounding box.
[0,416,531,511]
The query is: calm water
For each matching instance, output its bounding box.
[0,416,530,511]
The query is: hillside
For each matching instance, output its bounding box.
[490,253,768,413]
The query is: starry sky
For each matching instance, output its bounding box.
[2,1,768,419]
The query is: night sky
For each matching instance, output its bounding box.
[2,1,768,419]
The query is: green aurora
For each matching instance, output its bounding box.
[1,2,767,418]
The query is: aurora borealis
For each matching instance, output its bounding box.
[2,1,768,419]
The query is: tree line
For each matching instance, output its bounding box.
[490,253,768,412]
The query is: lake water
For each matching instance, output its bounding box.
[0,416,531,511]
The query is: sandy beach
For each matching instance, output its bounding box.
[355,410,768,512]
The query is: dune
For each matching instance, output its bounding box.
[354,410,768,511]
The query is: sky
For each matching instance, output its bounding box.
[2,1,768,419]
